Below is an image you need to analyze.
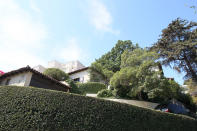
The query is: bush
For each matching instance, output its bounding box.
[177,93,196,112]
[0,86,196,130]
[147,80,182,102]
[77,82,106,94]
[43,68,69,81]
[66,79,83,95]
[97,89,113,97]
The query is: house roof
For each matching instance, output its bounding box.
[0,66,71,89]
[68,67,89,75]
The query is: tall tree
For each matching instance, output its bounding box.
[151,18,197,81]
[110,48,163,98]
[90,40,139,84]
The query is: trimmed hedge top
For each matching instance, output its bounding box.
[0,86,196,131]
[77,82,106,94]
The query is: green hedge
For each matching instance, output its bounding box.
[77,82,106,94]
[97,89,113,98]
[0,86,196,131]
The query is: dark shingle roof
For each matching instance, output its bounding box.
[68,67,89,75]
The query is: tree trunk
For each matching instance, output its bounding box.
[184,55,197,81]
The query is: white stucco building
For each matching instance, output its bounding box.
[68,67,90,83]
[48,60,85,73]
[33,65,46,73]
[33,60,90,83]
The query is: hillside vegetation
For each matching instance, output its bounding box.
[77,82,106,94]
[0,86,196,131]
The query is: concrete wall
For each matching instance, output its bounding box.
[0,72,32,86]
[69,69,90,83]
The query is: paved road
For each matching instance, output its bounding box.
[86,94,159,109]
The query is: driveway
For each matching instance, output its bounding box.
[86,93,159,109]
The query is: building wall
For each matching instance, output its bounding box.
[69,70,90,83]
[33,65,46,73]
[24,72,33,86]
[0,72,32,86]
[48,60,62,69]
[29,73,68,92]
[47,60,85,73]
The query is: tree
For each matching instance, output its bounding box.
[90,40,139,84]
[151,18,197,81]
[44,68,82,94]
[89,62,114,85]
[43,68,69,81]
[110,48,163,99]
[184,79,197,94]
[110,48,186,104]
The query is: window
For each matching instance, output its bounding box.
[73,78,80,82]
[5,79,11,85]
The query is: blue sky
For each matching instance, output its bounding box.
[0,0,196,85]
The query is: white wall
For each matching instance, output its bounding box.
[0,72,33,86]
[47,60,85,73]
[33,65,46,73]
[69,70,90,83]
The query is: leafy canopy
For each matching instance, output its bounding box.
[151,18,197,81]
[90,40,139,84]
[110,48,163,99]
[43,68,69,81]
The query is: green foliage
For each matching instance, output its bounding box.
[43,68,82,94]
[43,68,69,81]
[90,40,139,84]
[110,48,194,109]
[121,48,158,68]
[97,89,113,98]
[77,82,106,94]
[147,80,182,102]
[151,18,197,81]
[147,80,196,111]
[0,86,196,130]
[110,48,162,99]
[177,93,196,112]
[192,96,197,105]
[110,67,137,97]
[66,79,83,94]
[89,62,114,84]
[184,79,197,94]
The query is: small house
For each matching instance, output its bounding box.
[0,66,70,92]
[68,67,90,83]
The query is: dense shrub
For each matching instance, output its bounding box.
[66,79,83,95]
[147,80,181,102]
[43,68,69,81]
[97,89,113,97]
[0,86,196,130]
[77,82,106,94]
[177,93,196,112]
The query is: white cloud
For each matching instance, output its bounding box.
[87,0,119,35]
[0,0,47,72]
[59,38,89,62]
[30,0,41,13]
